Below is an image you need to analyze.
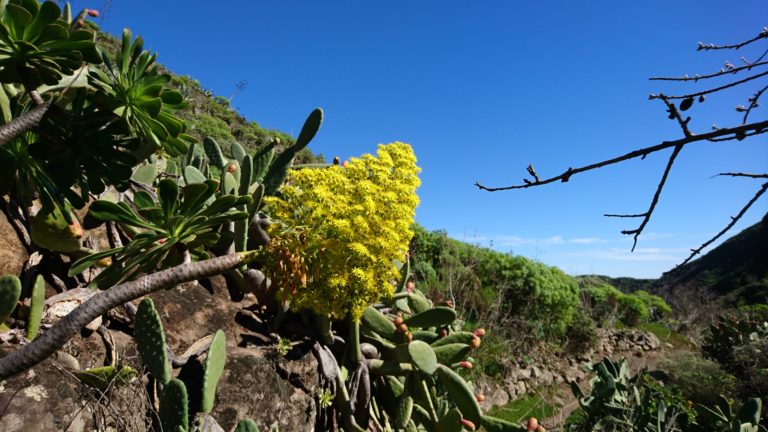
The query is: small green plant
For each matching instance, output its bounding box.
[70,179,250,288]
[276,338,291,356]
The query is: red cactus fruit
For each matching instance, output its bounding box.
[87,9,99,17]
[460,418,476,430]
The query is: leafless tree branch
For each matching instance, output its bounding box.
[697,27,768,51]
[648,69,768,101]
[474,118,768,192]
[716,172,768,179]
[676,182,768,268]
[649,60,768,82]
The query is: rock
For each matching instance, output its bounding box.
[537,370,553,387]
[529,366,541,379]
[0,210,28,277]
[664,342,674,349]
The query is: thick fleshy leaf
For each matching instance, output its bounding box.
[157,179,179,220]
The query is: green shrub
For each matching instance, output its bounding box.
[618,294,649,326]
[658,351,737,407]
[564,309,599,354]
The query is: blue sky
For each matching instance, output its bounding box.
[74,1,767,278]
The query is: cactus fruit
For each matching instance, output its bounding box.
[26,275,45,340]
[0,275,21,324]
[135,298,171,384]
[201,329,226,413]
[160,378,189,432]
[234,419,260,432]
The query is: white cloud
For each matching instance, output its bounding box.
[496,235,564,247]
[569,237,605,244]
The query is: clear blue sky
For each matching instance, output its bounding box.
[74,1,767,278]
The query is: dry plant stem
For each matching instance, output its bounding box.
[0,251,257,379]
[717,172,768,179]
[742,83,768,123]
[0,102,50,146]
[474,118,768,192]
[677,181,768,268]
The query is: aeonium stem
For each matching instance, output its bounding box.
[0,251,259,379]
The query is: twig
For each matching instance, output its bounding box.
[648,69,768,101]
[716,172,768,179]
[474,119,768,192]
[696,28,768,51]
[676,182,768,268]
[649,60,768,82]
[607,144,683,251]
[741,83,768,124]
[660,95,692,137]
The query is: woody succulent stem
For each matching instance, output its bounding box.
[0,252,258,379]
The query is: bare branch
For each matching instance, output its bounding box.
[741,83,768,123]
[619,145,683,251]
[676,182,768,268]
[649,69,768,101]
[649,60,768,82]
[474,118,768,192]
[716,172,768,179]
[660,95,692,137]
[697,28,768,51]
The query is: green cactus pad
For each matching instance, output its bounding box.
[404,306,457,328]
[234,419,260,432]
[436,408,463,432]
[239,155,254,196]
[481,415,527,432]
[26,275,45,340]
[411,330,439,343]
[131,164,158,186]
[406,291,431,314]
[251,144,274,184]
[203,136,227,168]
[201,329,227,413]
[361,306,397,339]
[436,364,481,425]
[263,108,323,195]
[30,208,83,253]
[160,378,189,432]
[183,165,207,185]
[408,341,437,375]
[431,332,476,347]
[74,365,136,390]
[396,256,411,293]
[395,394,414,428]
[0,275,21,324]
[433,343,471,365]
[135,298,171,384]
[230,141,247,164]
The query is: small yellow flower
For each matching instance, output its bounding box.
[261,143,420,319]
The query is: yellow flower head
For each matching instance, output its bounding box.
[262,142,421,319]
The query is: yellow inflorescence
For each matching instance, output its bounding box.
[262,142,421,320]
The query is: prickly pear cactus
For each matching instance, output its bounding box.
[203,136,227,169]
[234,419,260,432]
[0,274,21,324]
[26,275,45,340]
[135,298,171,384]
[200,329,226,413]
[160,378,189,432]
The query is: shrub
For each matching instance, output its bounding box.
[564,309,599,354]
[658,351,737,407]
[618,294,649,326]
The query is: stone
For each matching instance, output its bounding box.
[0,209,28,277]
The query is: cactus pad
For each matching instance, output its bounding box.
[0,274,21,324]
[436,364,481,425]
[404,306,457,328]
[408,341,437,375]
[135,298,171,384]
[159,378,189,432]
[201,329,226,413]
[234,419,260,432]
[26,275,45,340]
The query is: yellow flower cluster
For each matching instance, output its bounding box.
[262,142,421,319]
